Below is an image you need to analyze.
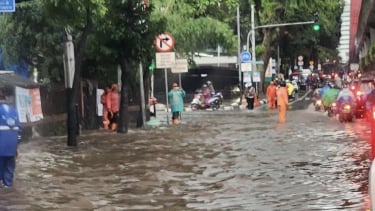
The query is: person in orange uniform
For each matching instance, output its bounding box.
[266,81,277,110]
[277,81,289,123]
[100,86,111,129]
[107,83,120,131]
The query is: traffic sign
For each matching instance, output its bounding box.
[154,33,175,52]
[240,51,251,62]
[241,63,252,72]
[171,59,188,73]
[155,52,175,68]
[0,0,15,12]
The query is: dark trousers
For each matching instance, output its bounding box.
[0,156,16,186]
[172,112,181,120]
[246,97,255,110]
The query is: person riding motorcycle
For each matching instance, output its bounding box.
[202,84,212,105]
[285,80,294,98]
[336,83,356,112]
[319,82,331,99]
[206,81,215,95]
[322,82,339,110]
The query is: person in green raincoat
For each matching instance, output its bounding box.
[168,83,186,125]
[322,85,340,109]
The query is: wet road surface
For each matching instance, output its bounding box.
[0,100,372,210]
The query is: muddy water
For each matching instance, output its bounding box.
[0,105,371,210]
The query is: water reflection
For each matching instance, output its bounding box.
[0,108,371,210]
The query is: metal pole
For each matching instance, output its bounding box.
[237,6,241,87]
[251,4,257,92]
[246,31,252,53]
[164,68,169,125]
[139,62,146,128]
[179,73,182,88]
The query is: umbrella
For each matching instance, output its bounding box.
[322,88,340,107]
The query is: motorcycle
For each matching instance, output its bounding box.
[191,92,223,110]
[338,103,354,122]
[355,90,366,118]
[315,99,323,111]
[327,102,338,117]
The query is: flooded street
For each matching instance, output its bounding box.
[0,101,372,210]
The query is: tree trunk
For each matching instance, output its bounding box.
[118,58,130,133]
[260,29,272,93]
[67,6,93,145]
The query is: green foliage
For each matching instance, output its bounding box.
[0,0,65,82]
[151,0,237,57]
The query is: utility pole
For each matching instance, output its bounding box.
[236,6,241,88]
[251,5,256,92]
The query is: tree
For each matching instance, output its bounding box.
[243,0,343,92]
[99,0,166,133]
[42,0,107,144]
[0,0,63,81]
[151,0,238,62]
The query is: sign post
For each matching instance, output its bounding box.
[0,0,15,12]
[154,33,175,125]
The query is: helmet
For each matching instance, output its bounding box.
[207,81,212,85]
[202,84,208,88]
[279,81,286,87]
[245,83,252,88]
[285,79,290,83]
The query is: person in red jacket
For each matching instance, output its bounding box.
[266,81,277,110]
[107,83,120,131]
[100,86,111,129]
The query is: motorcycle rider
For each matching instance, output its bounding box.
[336,83,356,112]
[285,80,294,99]
[206,81,215,95]
[202,84,212,106]
[364,82,375,114]
[319,82,331,99]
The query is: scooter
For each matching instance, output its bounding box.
[327,102,338,117]
[190,92,223,110]
[338,103,354,122]
[355,91,366,118]
[315,99,323,111]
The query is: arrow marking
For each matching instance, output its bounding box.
[158,35,173,50]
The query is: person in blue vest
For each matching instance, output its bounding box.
[0,89,22,188]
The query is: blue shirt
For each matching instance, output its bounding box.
[0,103,21,156]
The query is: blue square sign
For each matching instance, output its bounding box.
[0,0,15,12]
